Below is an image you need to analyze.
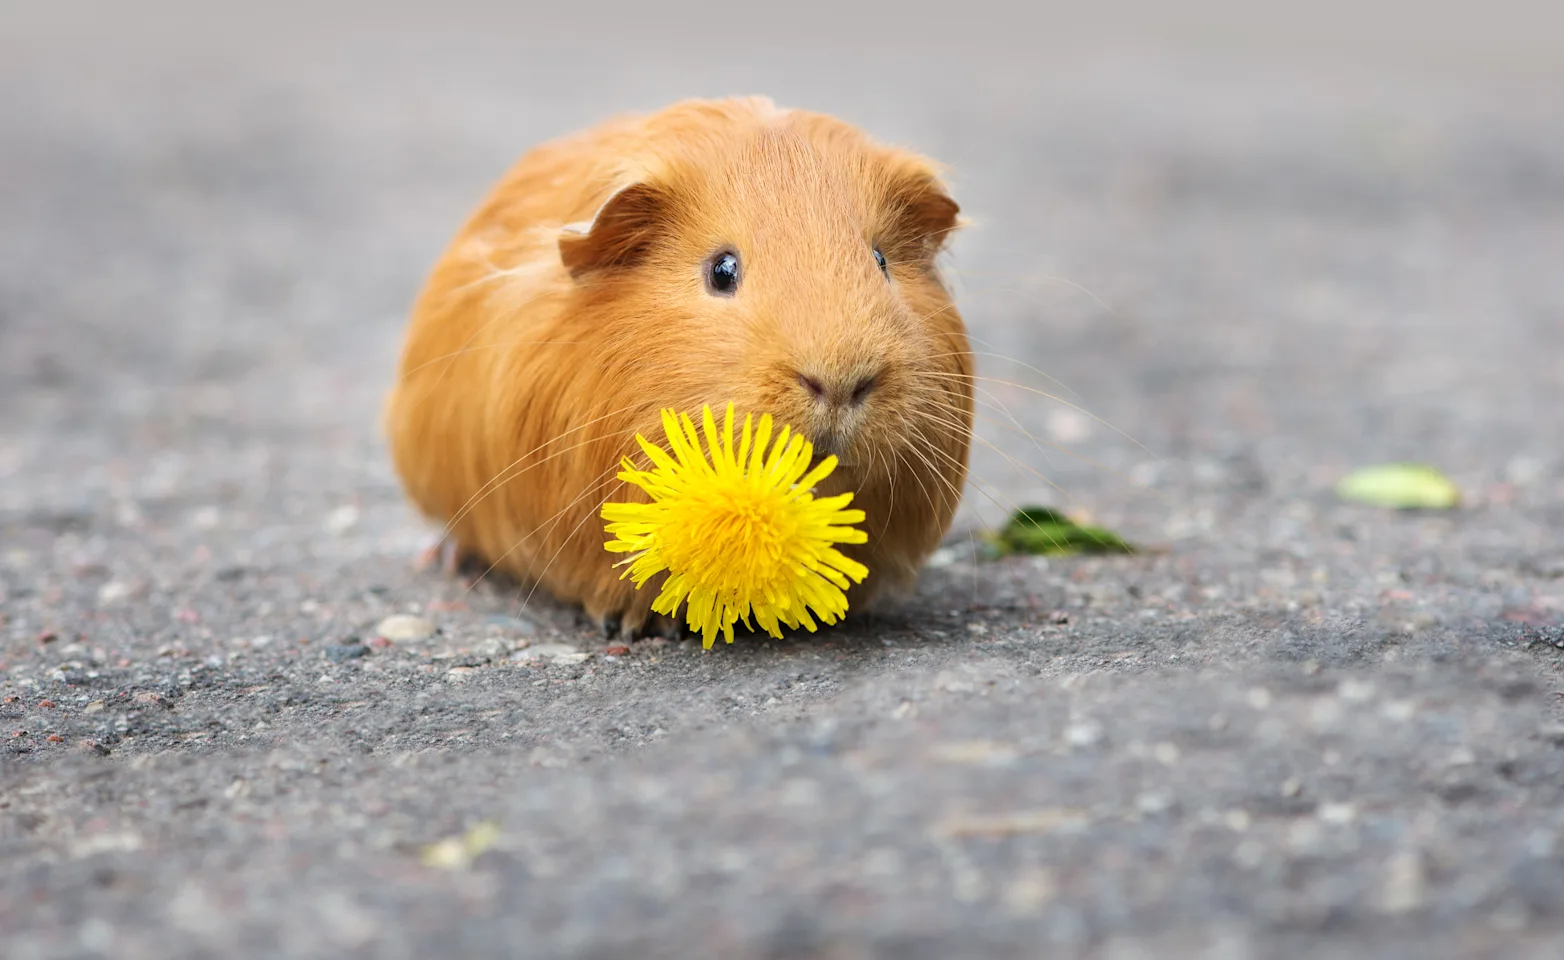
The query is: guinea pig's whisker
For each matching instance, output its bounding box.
[466,456,627,598]
[919,348,1072,396]
[889,441,943,527]
[919,395,1107,508]
[967,380,1061,472]
[910,368,1153,457]
[908,419,1088,555]
[505,446,661,618]
[473,433,666,608]
[918,346,1086,409]
[914,406,1073,505]
[442,409,639,537]
[892,436,1014,596]
[441,431,612,546]
[514,486,625,615]
[945,338,1090,404]
[439,403,646,541]
[860,443,892,537]
[900,421,1040,546]
[916,331,1158,497]
[392,411,628,600]
[913,439,1010,522]
[967,402,1164,502]
[944,269,1118,316]
[877,445,896,537]
[910,301,962,328]
[910,378,1164,502]
[909,408,1025,496]
[898,415,970,507]
[894,446,955,541]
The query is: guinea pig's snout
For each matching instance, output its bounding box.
[795,368,881,464]
[796,371,878,410]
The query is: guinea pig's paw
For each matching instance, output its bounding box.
[598,611,624,639]
[413,537,446,572]
[638,612,687,641]
[414,536,484,579]
[597,608,686,642]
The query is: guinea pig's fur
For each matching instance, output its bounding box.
[385,96,973,638]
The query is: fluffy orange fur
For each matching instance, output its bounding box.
[385,96,974,637]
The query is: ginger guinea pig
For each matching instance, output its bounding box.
[385,96,974,639]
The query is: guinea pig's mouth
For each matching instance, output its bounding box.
[807,435,856,473]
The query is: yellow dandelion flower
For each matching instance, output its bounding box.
[601,403,869,649]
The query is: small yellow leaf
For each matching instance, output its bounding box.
[1335,463,1461,510]
[420,820,501,870]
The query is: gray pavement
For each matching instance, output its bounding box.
[3,3,1564,957]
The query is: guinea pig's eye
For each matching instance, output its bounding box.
[705,251,740,296]
[873,247,889,278]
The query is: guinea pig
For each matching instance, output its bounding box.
[385,96,974,640]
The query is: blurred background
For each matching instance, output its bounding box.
[3,0,1561,549]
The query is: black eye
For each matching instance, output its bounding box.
[706,251,740,296]
[873,247,889,278]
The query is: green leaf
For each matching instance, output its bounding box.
[1335,463,1461,510]
[990,505,1138,558]
[1008,506,1073,528]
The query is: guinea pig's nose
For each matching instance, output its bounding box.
[797,372,879,409]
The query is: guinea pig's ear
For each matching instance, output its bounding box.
[558,182,666,279]
[883,156,963,259]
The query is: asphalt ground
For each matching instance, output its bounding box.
[3,3,1564,957]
